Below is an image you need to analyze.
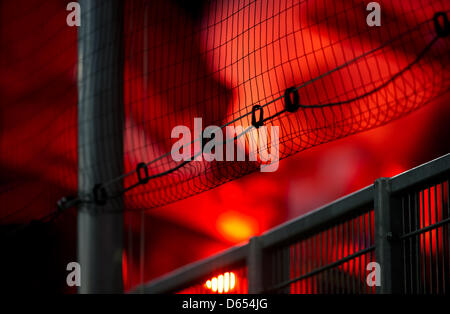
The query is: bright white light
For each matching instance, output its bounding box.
[205,272,236,293]
[230,272,235,290]
[224,272,230,292]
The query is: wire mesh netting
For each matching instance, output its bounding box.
[0,0,449,221]
[120,0,450,211]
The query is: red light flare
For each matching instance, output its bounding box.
[216,211,259,243]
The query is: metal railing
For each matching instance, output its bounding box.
[135,153,450,294]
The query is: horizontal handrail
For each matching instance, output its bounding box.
[134,243,248,294]
[390,153,450,193]
[259,185,374,248]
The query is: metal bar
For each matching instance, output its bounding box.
[260,185,374,248]
[374,178,403,294]
[390,154,450,193]
[324,230,329,293]
[339,222,344,293]
[282,245,290,293]
[415,191,421,293]
[248,236,264,294]
[434,185,440,294]
[358,214,362,294]
[77,0,124,294]
[302,239,306,293]
[400,217,450,239]
[428,187,433,292]
[270,248,275,292]
[308,237,312,293]
[421,189,427,293]
[407,194,414,293]
[296,242,300,293]
[402,196,408,293]
[362,213,366,293]
[351,217,356,293]
[318,232,323,293]
[441,183,447,294]
[267,247,375,292]
[346,219,350,293]
[289,243,296,293]
[275,249,280,293]
[135,244,248,294]
[447,180,450,294]
[313,234,318,293]
[332,225,337,294]
[139,211,145,293]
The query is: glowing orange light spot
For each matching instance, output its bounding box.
[217,211,258,243]
[218,275,224,293]
[204,272,237,293]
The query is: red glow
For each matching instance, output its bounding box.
[0,0,449,293]
[217,211,258,243]
[382,164,407,178]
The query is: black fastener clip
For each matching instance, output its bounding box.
[251,105,264,129]
[56,195,77,211]
[136,162,150,184]
[284,87,300,113]
[434,12,449,38]
[93,184,108,206]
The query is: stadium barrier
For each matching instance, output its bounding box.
[134,153,450,294]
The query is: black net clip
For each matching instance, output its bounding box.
[251,105,264,129]
[284,87,300,113]
[136,162,150,185]
[434,12,449,38]
[93,184,108,206]
[56,195,77,211]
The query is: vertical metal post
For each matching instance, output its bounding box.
[77,0,124,293]
[374,178,402,293]
[248,237,264,294]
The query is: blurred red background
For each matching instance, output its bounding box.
[0,0,448,293]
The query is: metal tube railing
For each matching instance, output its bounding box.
[134,153,450,294]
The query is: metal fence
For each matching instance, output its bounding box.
[135,153,450,294]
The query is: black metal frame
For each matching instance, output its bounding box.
[134,153,450,294]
